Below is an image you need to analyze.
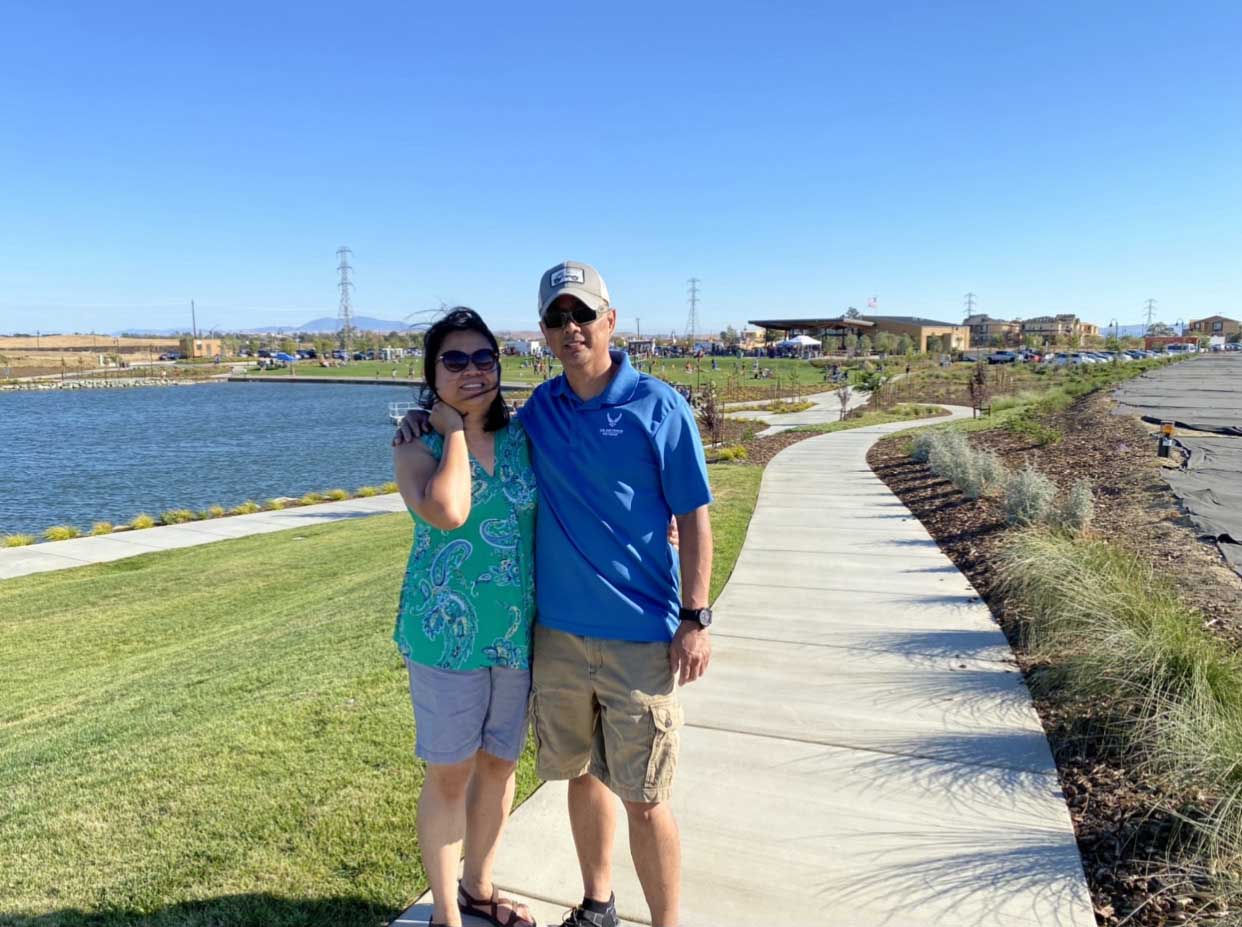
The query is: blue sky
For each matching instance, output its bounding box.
[2,1,1239,336]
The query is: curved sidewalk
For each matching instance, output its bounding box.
[396,407,1093,926]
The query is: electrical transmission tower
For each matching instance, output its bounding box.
[337,246,355,353]
[685,277,701,346]
[964,292,978,314]
[1144,298,1157,332]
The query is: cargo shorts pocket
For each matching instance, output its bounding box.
[644,702,684,791]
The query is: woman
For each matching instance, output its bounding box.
[393,308,538,927]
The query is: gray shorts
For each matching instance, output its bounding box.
[405,659,531,765]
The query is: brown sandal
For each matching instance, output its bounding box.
[458,881,538,927]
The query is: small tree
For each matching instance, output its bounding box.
[897,334,914,355]
[967,363,991,419]
[835,383,853,421]
[858,335,872,356]
[925,335,944,355]
[696,383,724,446]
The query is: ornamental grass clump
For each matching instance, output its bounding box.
[998,530,1242,894]
[230,500,261,515]
[1004,463,1056,527]
[263,498,287,511]
[159,509,197,525]
[300,492,325,505]
[90,521,114,536]
[380,482,398,494]
[326,488,350,501]
[129,513,155,530]
[44,525,81,541]
[1052,478,1094,535]
[203,505,227,519]
[355,485,379,497]
[3,534,36,547]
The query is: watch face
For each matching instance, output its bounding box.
[699,607,713,627]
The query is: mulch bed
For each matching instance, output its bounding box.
[867,392,1242,926]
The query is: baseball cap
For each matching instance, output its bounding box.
[538,261,611,319]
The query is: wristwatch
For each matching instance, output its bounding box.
[678,606,713,628]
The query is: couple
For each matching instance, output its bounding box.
[391,261,714,927]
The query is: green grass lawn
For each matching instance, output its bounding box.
[246,355,835,398]
[0,465,760,927]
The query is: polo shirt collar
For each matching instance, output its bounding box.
[550,350,639,409]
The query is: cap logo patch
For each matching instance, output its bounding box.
[551,267,585,287]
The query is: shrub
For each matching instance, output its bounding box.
[927,431,972,485]
[44,525,81,541]
[910,432,939,463]
[709,444,748,462]
[159,509,197,524]
[380,482,399,494]
[959,449,1008,500]
[300,492,326,505]
[230,500,261,515]
[90,521,114,536]
[968,449,1008,494]
[129,513,155,530]
[355,485,380,497]
[1053,478,1094,535]
[3,534,36,547]
[1004,463,1056,527]
[263,498,287,511]
[326,488,350,501]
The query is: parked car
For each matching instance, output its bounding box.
[987,351,1018,364]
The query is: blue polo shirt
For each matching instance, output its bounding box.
[518,350,712,642]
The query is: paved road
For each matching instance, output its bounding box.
[395,405,1093,927]
[1114,353,1242,575]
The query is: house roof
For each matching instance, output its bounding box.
[861,315,963,328]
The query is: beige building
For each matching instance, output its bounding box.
[1188,315,1241,338]
[179,337,222,358]
[1019,314,1096,342]
[963,314,1021,347]
[860,316,970,352]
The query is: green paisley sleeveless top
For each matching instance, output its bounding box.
[394,418,538,670]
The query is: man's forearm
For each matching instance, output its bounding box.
[675,506,712,609]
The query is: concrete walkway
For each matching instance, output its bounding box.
[0,494,407,580]
[396,404,1093,927]
[726,386,870,436]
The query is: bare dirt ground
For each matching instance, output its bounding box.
[868,392,1242,926]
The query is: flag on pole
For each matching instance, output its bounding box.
[867,296,878,309]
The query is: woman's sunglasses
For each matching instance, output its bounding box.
[438,349,498,373]
[542,305,607,329]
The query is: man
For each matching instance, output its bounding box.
[398,261,713,927]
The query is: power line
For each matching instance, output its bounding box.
[337,246,355,353]
[1144,298,1157,332]
[685,277,700,345]
[964,292,977,314]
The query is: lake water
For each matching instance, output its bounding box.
[0,382,418,536]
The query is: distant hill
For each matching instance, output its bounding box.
[247,315,410,334]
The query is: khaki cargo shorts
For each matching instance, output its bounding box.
[531,623,683,804]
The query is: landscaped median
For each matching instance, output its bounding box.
[867,357,1242,926]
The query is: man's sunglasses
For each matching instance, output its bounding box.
[438,349,498,373]
[542,304,608,329]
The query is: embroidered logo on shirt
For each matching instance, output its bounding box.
[599,411,624,438]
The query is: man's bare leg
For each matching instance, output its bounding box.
[568,772,616,903]
[624,799,680,927]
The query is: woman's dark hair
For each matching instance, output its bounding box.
[423,307,509,433]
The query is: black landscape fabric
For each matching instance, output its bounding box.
[1114,354,1242,574]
